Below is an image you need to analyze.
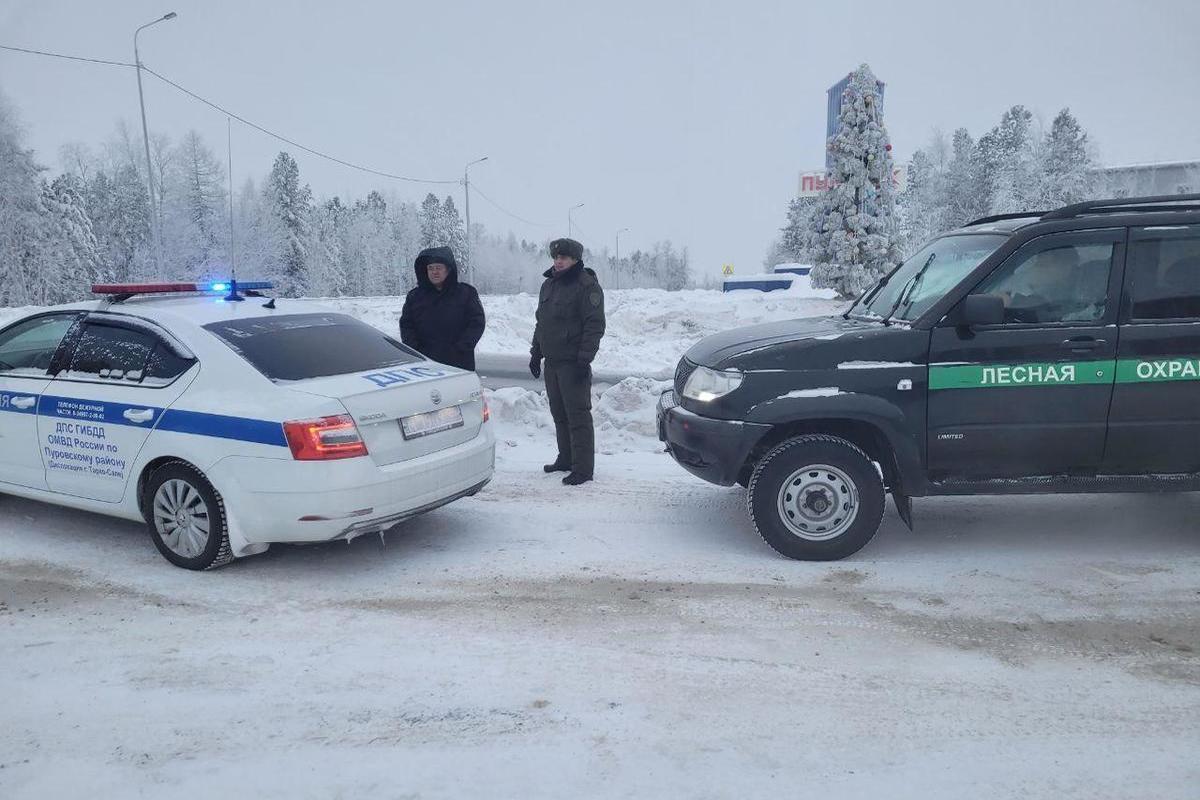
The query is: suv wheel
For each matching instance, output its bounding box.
[747,434,885,560]
[144,461,233,570]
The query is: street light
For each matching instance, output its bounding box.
[462,156,488,282]
[614,227,630,290]
[568,203,584,237]
[134,11,177,274]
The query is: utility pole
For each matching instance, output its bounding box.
[133,11,177,274]
[226,118,236,280]
[568,203,584,237]
[614,227,629,290]
[462,156,488,283]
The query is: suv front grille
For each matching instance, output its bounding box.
[674,357,697,396]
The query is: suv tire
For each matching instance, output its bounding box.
[747,434,885,560]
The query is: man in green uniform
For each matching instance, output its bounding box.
[528,238,606,485]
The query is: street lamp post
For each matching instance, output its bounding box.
[614,227,629,290]
[568,203,584,237]
[462,156,488,283]
[134,11,177,274]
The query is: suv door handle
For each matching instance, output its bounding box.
[10,396,36,409]
[123,408,154,424]
[1062,337,1105,351]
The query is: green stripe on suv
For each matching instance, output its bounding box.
[930,357,1200,390]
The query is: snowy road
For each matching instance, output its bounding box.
[2,444,1198,799]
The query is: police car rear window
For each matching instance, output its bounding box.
[203,313,422,381]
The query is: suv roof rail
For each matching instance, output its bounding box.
[1041,193,1200,220]
[964,211,1047,227]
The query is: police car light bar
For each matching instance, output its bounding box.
[91,280,274,299]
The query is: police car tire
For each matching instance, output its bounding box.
[143,461,233,571]
[747,434,885,561]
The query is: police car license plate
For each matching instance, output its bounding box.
[400,407,464,440]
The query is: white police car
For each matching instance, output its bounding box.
[0,281,495,569]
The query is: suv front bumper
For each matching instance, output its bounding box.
[657,390,770,486]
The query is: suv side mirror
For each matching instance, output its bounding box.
[958,294,1005,326]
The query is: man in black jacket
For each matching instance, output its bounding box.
[400,246,486,371]
[529,238,606,485]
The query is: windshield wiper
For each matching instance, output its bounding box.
[844,273,893,320]
[880,252,936,326]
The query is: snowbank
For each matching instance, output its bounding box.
[487,377,670,455]
[328,287,844,379]
[3,288,847,380]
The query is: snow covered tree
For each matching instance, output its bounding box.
[310,196,350,296]
[441,195,468,261]
[419,193,443,248]
[264,151,312,296]
[977,105,1040,214]
[808,64,903,299]
[898,131,959,254]
[346,191,397,296]
[43,174,102,297]
[944,128,985,227]
[389,199,423,294]
[0,92,49,306]
[234,177,283,285]
[1038,108,1094,208]
[777,196,818,265]
[163,130,227,280]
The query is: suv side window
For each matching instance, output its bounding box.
[971,241,1116,325]
[0,314,79,377]
[1127,226,1200,320]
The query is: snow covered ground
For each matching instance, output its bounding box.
[2,288,1199,797]
[2,437,1198,798]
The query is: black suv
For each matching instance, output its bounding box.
[658,194,1200,560]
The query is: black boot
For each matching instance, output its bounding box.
[543,460,572,473]
[562,472,593,486]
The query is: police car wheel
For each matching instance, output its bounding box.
[747,435,885,561]
[144,462,233,570]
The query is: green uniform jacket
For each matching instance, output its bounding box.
[530,262,606,364]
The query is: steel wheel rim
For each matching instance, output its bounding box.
[776,463,859,541]
[152,479,211,558]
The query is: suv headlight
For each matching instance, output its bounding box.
[682,366,744,402]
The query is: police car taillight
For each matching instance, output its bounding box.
[283,415,369,460]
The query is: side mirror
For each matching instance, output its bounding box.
[958,294,1005,326]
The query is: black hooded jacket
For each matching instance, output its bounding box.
[399,246,486,371]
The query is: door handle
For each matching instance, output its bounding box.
[10,396,36,409]
[123,408,154,424]
[1062,338,1105,351]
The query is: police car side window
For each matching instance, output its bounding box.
[67,323,156,383]
[0,314,77,376]
[143,343,195,386]
[1129,228,1200,320]
[971,242,1114,325]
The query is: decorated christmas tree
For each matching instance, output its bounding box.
[808,64,903,299]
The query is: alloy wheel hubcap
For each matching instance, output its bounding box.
[153,479,211,558]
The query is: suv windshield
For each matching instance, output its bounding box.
[851,233,1008,323]
[203,312,422,381]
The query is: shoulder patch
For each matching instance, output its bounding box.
[589,292,602,307]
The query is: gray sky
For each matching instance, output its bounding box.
[3,0,1199,280]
